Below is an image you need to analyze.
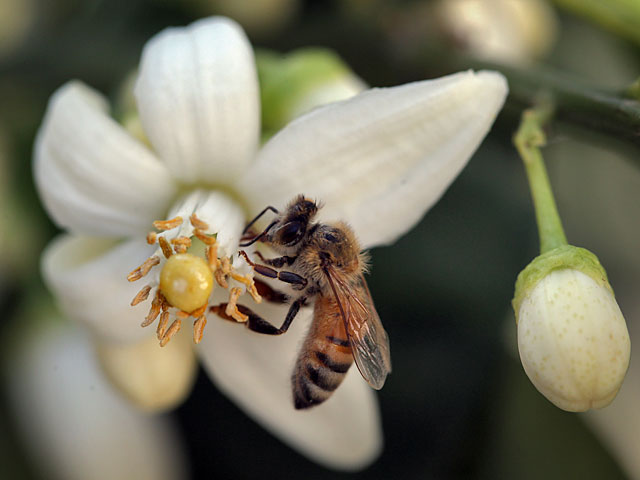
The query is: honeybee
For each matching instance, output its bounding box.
[211,195,391,409]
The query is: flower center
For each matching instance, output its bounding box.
[127,203,261,347]
[159,253,214,313]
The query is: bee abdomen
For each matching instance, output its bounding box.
[293,348,353,410]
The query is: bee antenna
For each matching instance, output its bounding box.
[242,205,279,235]
[239,220,278,247]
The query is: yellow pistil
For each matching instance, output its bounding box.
[159,254,214,314]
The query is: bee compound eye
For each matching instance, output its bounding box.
[280,221,304,245]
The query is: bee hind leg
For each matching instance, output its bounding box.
[210,296,306,335]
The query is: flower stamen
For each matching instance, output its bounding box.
[215,256,231,288]
[146,232,157,244]
[171,236,192,254]
[127,255,160,282]
[158,236,173,259]
[230,272,262,303]
[131,284,152,306]
[225,287,248,322]
[141,290,162,327]
[193,228,216,245]
[156,310,170,339]
[189,213,209,230]
[153,216,183,231]
[205,244,218,273]
[193,315,207,344]
[160,318,182,347]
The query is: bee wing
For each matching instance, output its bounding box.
[324,267,392,390]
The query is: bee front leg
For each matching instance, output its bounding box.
[210,296,306,335]
[239,251,308,290]
[254,251,297,268]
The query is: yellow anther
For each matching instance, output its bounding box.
[146,232,157,244]
[127,256,160,282]
[194,229,216,245]
[131,285,152,306]
[160,319,182,347]
[153,216,183,231]
[158,236,173,259]
[193,316,207,344]
[189,213,209,230]
[156,310,169,339]
[225,287,248,323]
[230,273,262,304]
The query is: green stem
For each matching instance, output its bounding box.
[514,104,568,254]
[550,0,640,47]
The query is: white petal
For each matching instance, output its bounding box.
[42,235,158,343]
[164,189,245,257]
[198,300,383,470]
[34,81,176,237]
[6,322,187,480]
[238,70,507,248]
[96,329,197,412]
[135,17,260,184]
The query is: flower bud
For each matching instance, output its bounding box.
[513,245,630,411]
[256,48,366,138]
[434,0,558,64]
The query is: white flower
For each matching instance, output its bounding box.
[516,268,630,411]
[6,318,187,480]
[434,0,558,63]
[34,16,507,470]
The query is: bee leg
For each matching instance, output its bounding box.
[254,279,289,304]
[242,205,279,235]
[210,296,305,335]
[254,251,297,268]
[239,251,308,289]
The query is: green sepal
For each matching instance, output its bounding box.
[512,245,612,320]
[256,47,359,133]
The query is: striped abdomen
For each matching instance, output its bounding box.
[292,295,353,409]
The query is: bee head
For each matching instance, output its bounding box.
[268,195,318,247]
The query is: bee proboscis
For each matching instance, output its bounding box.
[211,195,391,409]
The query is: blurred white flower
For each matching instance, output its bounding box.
[435,0,558,63]
[34,16,507,469]
[196,0,299,36]
[514,248,630,412]
[0,0,36,59]
[6,317,187,480]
